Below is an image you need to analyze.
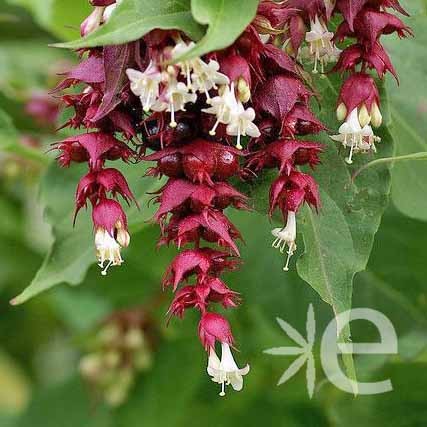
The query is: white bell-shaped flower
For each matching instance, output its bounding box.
[207,344,250,397]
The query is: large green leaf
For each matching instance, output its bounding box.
[55,0,204,49]
[383,13,427,221]
[176,0,259,61]
[244,74,394,387]
[11,161,161,305]
[327,363,427,427]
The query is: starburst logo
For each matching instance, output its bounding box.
[264,304,316,398]
[264,305,399,397]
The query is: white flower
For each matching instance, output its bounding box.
[95,227,130,276]
[171,41,229,99]
[152,78,197,127]
[191,59,229,100]
[304,15,337,73]
[203,84,239,135]
[271,211,297,272]
[203,83,260,149]
[171,41,199,89]
[330,108,381,164]
[126,62,163,112]
[207,344,250,397]
[226,102,260,150]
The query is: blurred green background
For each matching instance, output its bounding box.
[0,1,427,426]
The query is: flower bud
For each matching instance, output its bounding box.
[371,102,383,128]
[97,323,120,345]
[237,77,251,103]
[124,328,144,350]
[336,103,347,121]
[79,354,103,380]
[116,227,130,248]
[134,349,153,370]
[80,7,104,37]
[358,104,371,127]
[104,370,133,407]
[104,350,121,368]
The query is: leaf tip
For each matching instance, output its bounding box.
[9,296,22,306]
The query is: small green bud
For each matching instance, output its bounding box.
[336,103,347,121]
[358,104,371,127]
[371,102,383,128]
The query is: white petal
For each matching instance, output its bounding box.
[126,68,144,82]
[245,122,261,138]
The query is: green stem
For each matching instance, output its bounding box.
[353,152,427,181]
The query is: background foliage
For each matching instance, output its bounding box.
[0,0,427,426]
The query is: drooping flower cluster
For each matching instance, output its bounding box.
[130,33,255,395]
[256,0,340,73]
[331,0,412,163]
[235,2,325,270]
[79,306,154,406]
[257,0,411,163]
[49,0,410,397]
[53,0,142,275]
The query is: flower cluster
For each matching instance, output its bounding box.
[237,2,326,270]
[50,0,410,397]
[332,0,412,163]
[126,39,260,148]
[256,0,340,73]
[79,307,154,406]
[133,34,254,394]
[53,0,143,275]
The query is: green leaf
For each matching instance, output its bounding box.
[54,0,204,49]
[0,109,48,164]
[327,363,427,427]
[383,14,427,221]
[244,74,394,388]
[16,377,111,427]
[11,161,162,305]
[7,0,92,41]
[175,0,259,61]
[0,39,70,98]
[49,287,113,332]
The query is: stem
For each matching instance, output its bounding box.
[352,151,427,182]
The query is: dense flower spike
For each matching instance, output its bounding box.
[51,0,408,398]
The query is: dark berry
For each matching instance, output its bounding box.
[214,150,239,180]
[158,153,184,177]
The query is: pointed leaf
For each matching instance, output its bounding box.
[175,0,259,61]
[54,0,204,49]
